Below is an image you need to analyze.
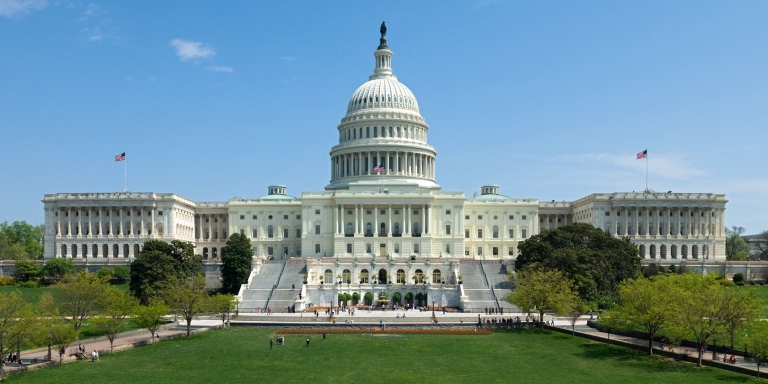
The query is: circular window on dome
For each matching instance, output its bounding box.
[268,215,273,220]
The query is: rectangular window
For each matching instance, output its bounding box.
[394,210,399,215]
[605,212,610,216]
[346,244,352,253]
[478,215,483,220]
[509,248,514,256]
[315,225,320,235]
[465,229,470,238]
[296,215,301,219]
[283,246,288,256]
[315,244,320,253]
[477,229,483,238]
[296,229,301,238]
[445,210,451,215]
[445,225,451,235]
[493,247,499,256]
[367,210,372,215]
[253,247,258,256]
[445,244,451,254]
[315,210,320,215]
[296,246,301,256]
[268,247,274,256]
[381,210,386,215]
[252,229,258,238]
[414,210,419,214]
[477,247,482,256]
[522,215,526,220]
[509,229,514,238]
[252,215,257,219]
[617,212,621,216]
[509,215,514,220]
[158,211,163,216]
[283,215,288,220]
[239,229,245,235]
[366,244,371,253]
[348,210,352,215]
[465,215,469,220]
[283,229,289,238]
[239,215,244,220]
[522,229,527,238]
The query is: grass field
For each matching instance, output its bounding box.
[6,328,760,383]
[0,284,128,304]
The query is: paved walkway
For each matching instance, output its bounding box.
[7,319,221,370]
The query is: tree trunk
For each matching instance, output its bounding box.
[110,339,114,354]
[648,336,653,355]
[186,316,192,336]
[571,324,575,337]
[47,343,51,361]
[539,311,544,329]
[697,347,703,367]
[1,360,6,380]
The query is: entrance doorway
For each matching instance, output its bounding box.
[380,243,386,258]
[378,269,388,284]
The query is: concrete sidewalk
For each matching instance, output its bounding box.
[6,319,221,371]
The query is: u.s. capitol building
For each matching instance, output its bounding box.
[40,25,728,309]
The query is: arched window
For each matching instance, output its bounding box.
[639,245,646,259]
[432,269,442,284]
[123,244,129,258]
[650,244,656,259]
[396,269,406,284]
[493,225,499,239]
[203,247,209,259]
[342,269,351,283]
[113,244,119,258]
[92,244,99,257]
[102,244,108,258]
[682,245,688,258]
[360,269,369,284]
[212,247,218,258]
[268,225,274,238]
[414,269,424,283]
[72,244,78,258]
[692,245,698,259]
[324,269,334,283]
[671,244,677,259]
[61,244,67,257]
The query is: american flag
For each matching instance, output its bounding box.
[637,150,647,159]
[373,163,383,173]
[115,152,126,162]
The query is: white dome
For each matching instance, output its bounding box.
[346,78,420,115]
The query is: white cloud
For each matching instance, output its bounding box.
[170,39,216,62]
[281,56,296,61]
[562,152,707,181]
[0,0,47,17]
[207,66,234,73]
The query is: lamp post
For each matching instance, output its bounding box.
[432,299,435,318]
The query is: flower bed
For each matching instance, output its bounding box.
[275,329,492,335]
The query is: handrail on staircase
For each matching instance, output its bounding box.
[264,260,287,309]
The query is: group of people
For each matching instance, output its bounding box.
[484,307,504,315]
[5,352,19,364]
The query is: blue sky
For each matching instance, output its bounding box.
[1,1,766,234]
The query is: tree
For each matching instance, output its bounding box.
[130,240,202,305]
[565,299,588,336]
[13,259,41,282]
[164,273,208,336]
[506,267,578,329]
[516,223,642,303]
[597,310,624,342]
[721,288,762,349]
[612,275,678,355]
[0,221,44,260]
[364,292,374,305]
[205,293,237,325]
[220,233,254,294]
[48,322,78,365]
[352,292,360,305]
[726,226,750,260]
[745,321,768,378]
[112,265,130,283]
[91,287,138,353]
[96,266,114,281]
[0,291,36,379]
[732,273,745,286]
[57,270,110,332]
[41,258,75,283]
[134,303,169,344]
[668,273,728,366]
[753,231,768,261]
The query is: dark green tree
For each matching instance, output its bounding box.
[41,258,75,283]
[13,260,41,282]
[220,233,253,294]
[0,221,44,260]
[516,223,642,303]
[129,240,202,304]
[112,265,130,283]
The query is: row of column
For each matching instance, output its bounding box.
[540,214,571,231]
[339,125,427,143]
[333,204,432,236]
[196,214,228,241]
[56,206,156,238]
[610,207,720,237]
[331,151,434,179]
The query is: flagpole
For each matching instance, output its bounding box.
[645,154,648,193]
[124,155,127,192]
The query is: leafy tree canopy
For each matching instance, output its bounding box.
[129,240,202,304]
[41,258,75,282]
[516,223,642,302]
[0,221,44,260]
[220,233,253,294]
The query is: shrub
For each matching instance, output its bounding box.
[666,265,677,274]
[597,295,615,310]
[720,280,736,287]
[112,265,130,283]
[0,277,15,286]
[19,281,38,288]
[733,273,745,286]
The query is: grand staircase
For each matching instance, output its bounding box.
[239,259,307,312]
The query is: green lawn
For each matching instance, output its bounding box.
[0,284,128,304]
[5,328,760,383]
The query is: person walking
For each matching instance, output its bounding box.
[91,350,97,362]
[306,337,310,347]
[292,284,295,291]
[270,338,273,350]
